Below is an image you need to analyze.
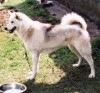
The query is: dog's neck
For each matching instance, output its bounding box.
[15,21,40,41]
[15,24,30,40]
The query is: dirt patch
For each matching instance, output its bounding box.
[0,7,18,27]
[0,8,9,27]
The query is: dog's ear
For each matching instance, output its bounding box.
[8,10,13,15]
[15,14,22,21]
[8,7,19,12]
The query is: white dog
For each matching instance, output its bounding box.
[4,11,95,80]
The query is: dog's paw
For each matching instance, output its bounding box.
[27,76,34,80]
[72,63,80,67]
[88,73,95,78]
[27,71,36,80]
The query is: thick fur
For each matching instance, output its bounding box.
[61,12,87,30]
[5,12,95,80]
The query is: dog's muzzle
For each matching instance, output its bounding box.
[4,26,17,33]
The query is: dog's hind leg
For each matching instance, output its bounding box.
[68,45,82,67]
[82,54,95,78]
[75,41,95,78]
[28,52,40,80]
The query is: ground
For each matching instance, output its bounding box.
[0,0,100,93]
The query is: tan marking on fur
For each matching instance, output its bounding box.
[78,30,82,35]
[27,26,34,39]
[46,25,55,32]
[65,37,70,41]
[42,23,52,31]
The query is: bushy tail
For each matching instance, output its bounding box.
[61,12,87,30]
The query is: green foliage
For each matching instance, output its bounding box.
[92,37,100,58]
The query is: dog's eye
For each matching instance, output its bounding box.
[11,21,14,23]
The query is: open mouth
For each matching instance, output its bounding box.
[9,26,17,33]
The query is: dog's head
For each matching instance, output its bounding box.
[4,11,22,33]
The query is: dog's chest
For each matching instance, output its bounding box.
[24,31,45,50]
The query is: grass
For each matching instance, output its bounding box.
[0,0,100,93]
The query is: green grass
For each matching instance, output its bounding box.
[0,0,100,93]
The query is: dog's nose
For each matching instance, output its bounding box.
[4,27,8,30]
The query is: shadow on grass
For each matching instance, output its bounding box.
[23,47,100,93]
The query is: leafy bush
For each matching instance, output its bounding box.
[92,37,100,61]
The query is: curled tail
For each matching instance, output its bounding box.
[61,12,87,30]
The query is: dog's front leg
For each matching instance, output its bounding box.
[28,52,40,80]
